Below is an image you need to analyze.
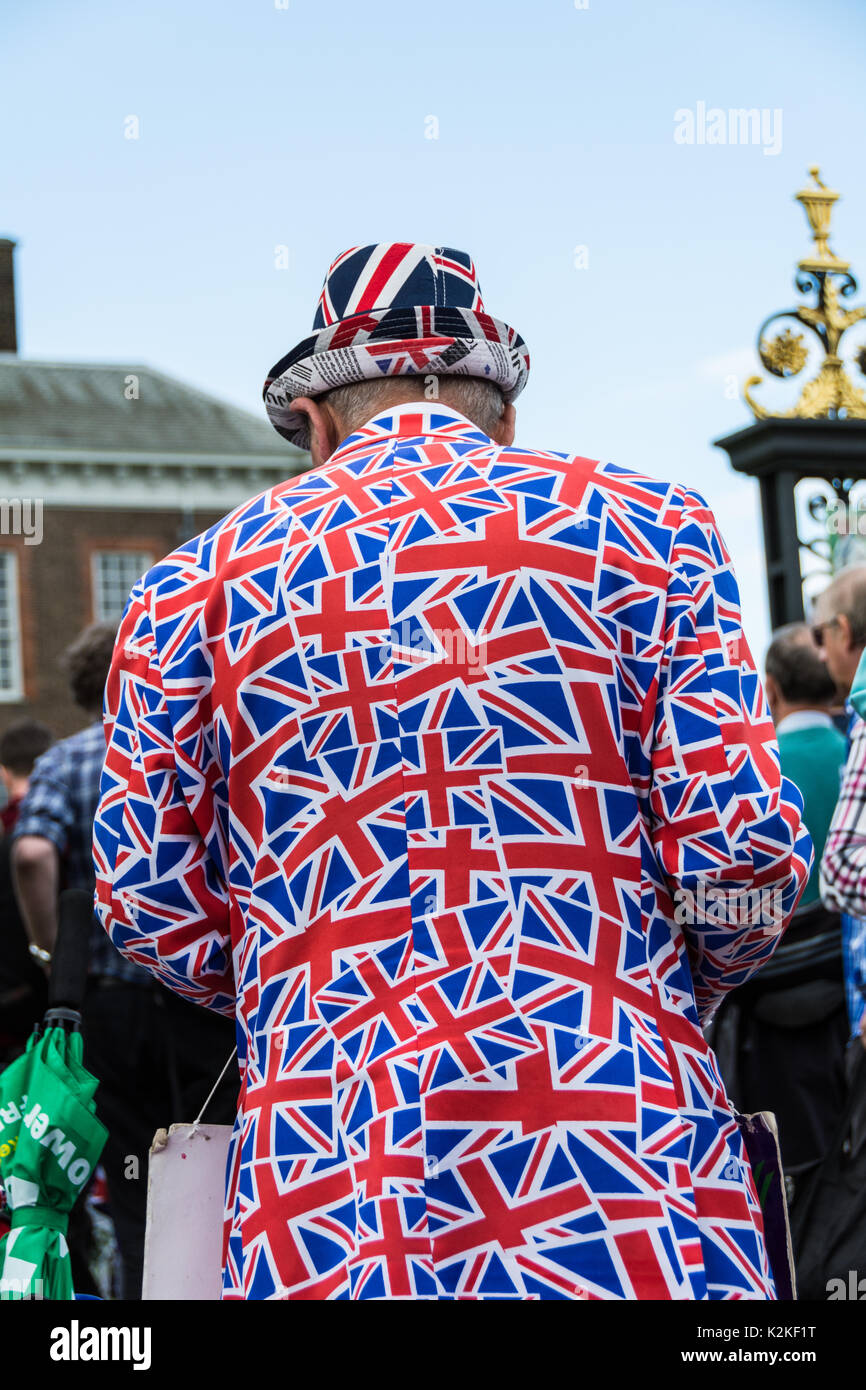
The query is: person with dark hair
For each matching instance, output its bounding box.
[766,621,844,710]
[11,622,237,1299]
[711,621,848,1215]
[61,623,121,717]
[765,623,849,916]
[11,625,128,967]
[0,719,53,832]
[0,718,53,1058]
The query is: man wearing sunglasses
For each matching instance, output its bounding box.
[816,565,866,1045]
[810,567,866,703]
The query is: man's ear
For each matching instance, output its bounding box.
[838,612,855,651]
[491,403,516,448]
[290,397,340,467]
[764,674,780,718]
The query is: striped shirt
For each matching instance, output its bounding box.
[820,711,866,1032]
[821,713,866,918]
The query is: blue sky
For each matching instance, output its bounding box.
[4,0,866,659]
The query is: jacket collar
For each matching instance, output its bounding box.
[324,402,493,467]
[775,709,835,736]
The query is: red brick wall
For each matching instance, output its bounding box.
[0,505,226,743]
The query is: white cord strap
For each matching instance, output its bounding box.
[189,1047,238,1136]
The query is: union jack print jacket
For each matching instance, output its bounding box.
[93,402,812,1300]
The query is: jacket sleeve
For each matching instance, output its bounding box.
[92,580,235,1016]
[820,714,866,916]
[648,488,813,1024]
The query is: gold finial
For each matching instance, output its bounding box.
[744,168,866,419]
[795,166,848,274]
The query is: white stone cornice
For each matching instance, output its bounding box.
[0,450,309,511]
[0,446,305,467]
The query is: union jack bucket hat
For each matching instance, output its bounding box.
[263,242,530,450]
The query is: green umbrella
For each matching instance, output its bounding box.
[0,1026,107,1300]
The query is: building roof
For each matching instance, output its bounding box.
[0,355,304,461]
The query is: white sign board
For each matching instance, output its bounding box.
[142,1123,231,1301]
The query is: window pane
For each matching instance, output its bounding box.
[0,552,22,698]
[93,551,153,623]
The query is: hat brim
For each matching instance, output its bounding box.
[263,306,529,450]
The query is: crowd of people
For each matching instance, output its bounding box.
[710,564,866,1287]
[0,623,236,1299]
[2,579,862,1300]
[2,242,866,1302]
[2,562,863,1297]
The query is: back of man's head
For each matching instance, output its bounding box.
[320,376,506,441]
[62,623,119,716]
[0,719,53,777]
[765,622,837,707]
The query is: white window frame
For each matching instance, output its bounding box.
[91,550,154,625]
[0,549,24,702]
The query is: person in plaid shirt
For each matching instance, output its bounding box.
[815,565,866,1043]
[0,719,53,1057]
[11,625,150,983]
[12,623,236,1299]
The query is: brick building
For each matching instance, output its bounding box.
[0,237,307,739]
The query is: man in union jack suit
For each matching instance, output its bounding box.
[93,243,812,1299]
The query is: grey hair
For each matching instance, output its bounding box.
[816,564,866,647]
[320,376,506,440]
